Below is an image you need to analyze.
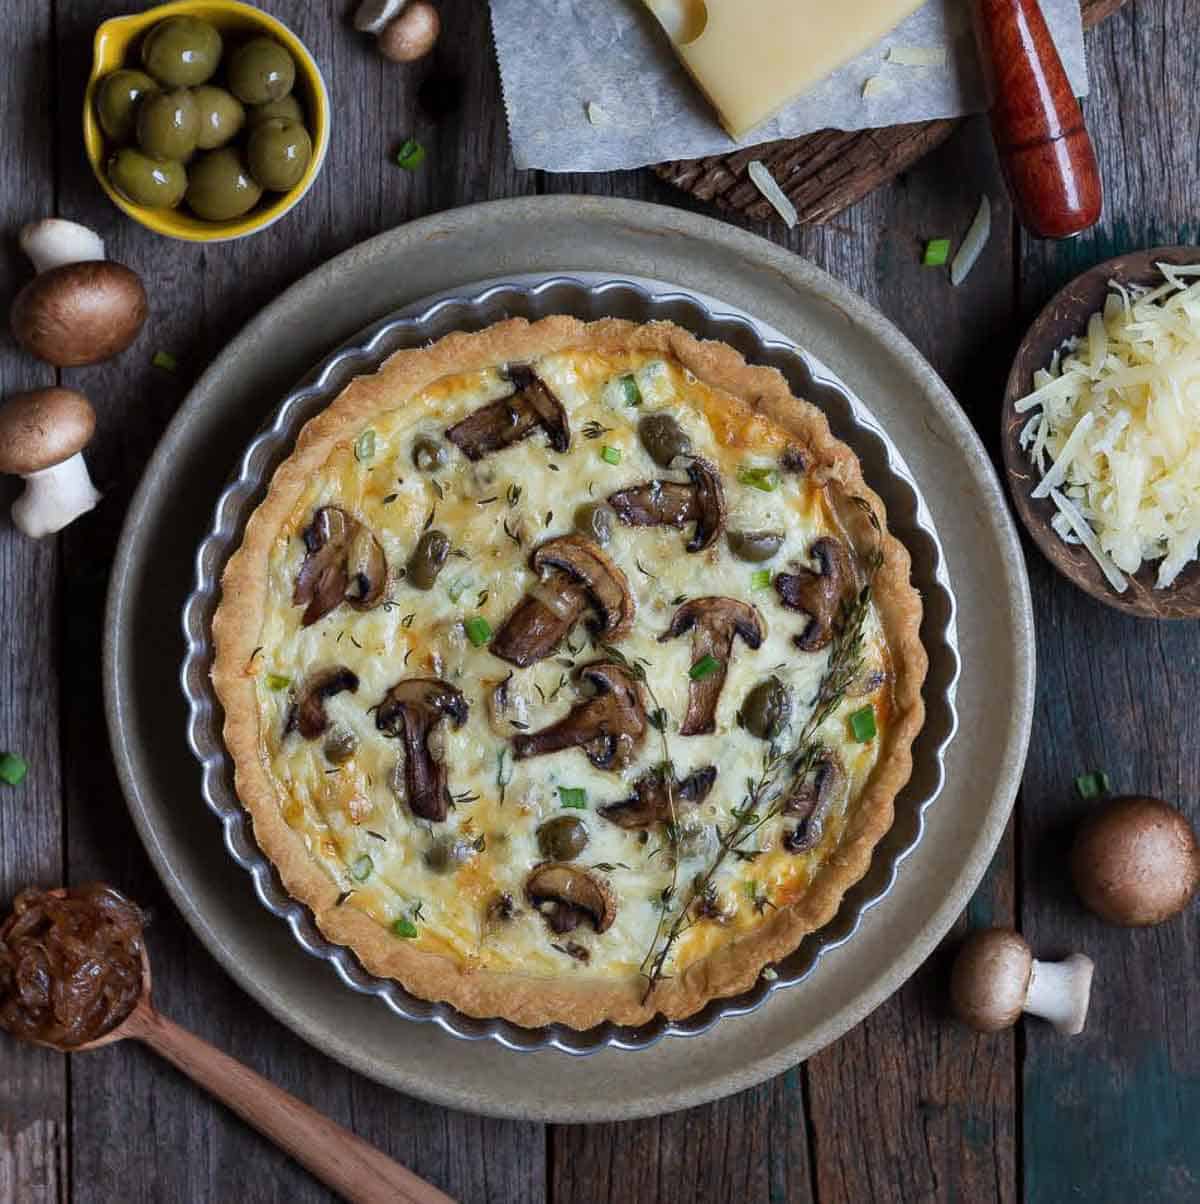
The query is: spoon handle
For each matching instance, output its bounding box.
[973,0,1103,239]
[124,1005,456,1204]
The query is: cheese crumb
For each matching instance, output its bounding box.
[887,46,948,67]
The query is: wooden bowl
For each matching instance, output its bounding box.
[1001,246,1200,618]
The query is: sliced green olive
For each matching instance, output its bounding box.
[323,726,358,764]
[738,676,790,741]
[727,529,785,562]
[638,412,692,467]
[537,816,589,861]
[424,835,473,874]
[573,501,615,546]
[407,529,450,590]
[411,435,447,472]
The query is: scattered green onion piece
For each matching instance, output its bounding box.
[619,374,642,407]
[558,786,587,809]
[737,465,780,492]
[1074,770,1110,800]
[395,138,425,170]
[354,428,376,462]
[152,350,178,372]
[391,916,419,939]
[849,704,877,743]
[600,444,622,466]
[464,616,493,647]
[742,879,759,901]
[689,654,721,681]
[750,569,772,590]
[266,673,291,691]
[0,754,28,787]
[922,238,952,267]
[351,854,374,882]
[446,574,471,603]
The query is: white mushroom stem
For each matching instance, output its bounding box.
[354,0,407,33]
[1025,953,1094,1035]
[19,219,106,274]
[11,454,102,539]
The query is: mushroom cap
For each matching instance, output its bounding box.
[1070,795,1199,927]
[0,389,96,475]
[379,2,441,62]
[525,862,616,933]
[949,928,1033,1032]
[11,262,148,367]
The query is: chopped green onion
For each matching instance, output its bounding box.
[922,238,951,267]
[619,374,642,407]
[464,616,493,647]
[600,444,622,465]
[395,138,425,170]
[446,574,471,603]
[849,704,877,743]
[351,854,374,882]
[354,428,376,462]
[1074,770,1110,800]
[742,879,759,901]
[391,916,419,939]
[737,465,780,492]
[266,673,291,691]
[152,350,177,372]
[750,569,772,590]
[558,786,587,809]
[0,754,28,787]
[689,654,721,681]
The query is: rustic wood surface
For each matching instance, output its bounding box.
[1,1,1196,1201]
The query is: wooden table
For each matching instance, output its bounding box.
[2,2,1196,1201]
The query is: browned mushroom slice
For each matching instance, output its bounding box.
[445,364,570,460]
[607,457,726,552]
[374,678,469,822]
[782,749,845,853]
[659,597,765,736]
[287,666,360,740]
[511,661,646,771]
[525,862,616,934]
[599,764,717,830]
[491,534,635,668]
[774,537,858,652]
[293,506,388,627]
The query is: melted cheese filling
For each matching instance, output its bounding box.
[253,349,888,981]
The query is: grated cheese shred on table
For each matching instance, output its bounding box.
[1016,263,1200,590]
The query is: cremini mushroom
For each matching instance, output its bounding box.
[658,597,765,735]
[525,862,616,934]
[491,534,635,668]
[511,661,646,771]
[774,536,858,652]
[286,666,360,740]
[375,678,468,821]
[599,764,717,830]
[446,364,570,461]
[781,749,845,853]
[354,1,441,62]
[293,506,387,626]
[1069,795,1198,926]
[949,928,1094,1035]
[11,219,147,367]
[608,456,726,552]
[0,389,101,538]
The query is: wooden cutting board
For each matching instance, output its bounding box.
[654,0,1127,224]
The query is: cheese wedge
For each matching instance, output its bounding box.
[645,0,926,138]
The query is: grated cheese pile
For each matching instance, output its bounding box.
[1016,262,1200,591]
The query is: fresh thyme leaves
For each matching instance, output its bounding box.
[401,612,416,628]
[503,517,523,547]
[582,420,612,440]
[382,493,398,505]
[507,483,522,506]
[534,682,547,703]
[429,478,445,500]
[635,559,658,580]
[476,495,499,506]
[367,830,387,842]
[423,506,436,531]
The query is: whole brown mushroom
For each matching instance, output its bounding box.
[1069,795,1198,927]
[354,1,440,62]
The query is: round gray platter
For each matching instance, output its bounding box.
[105,197,1035,1122]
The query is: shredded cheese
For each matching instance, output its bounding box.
[746,160,798,229]
[886,46,948,67]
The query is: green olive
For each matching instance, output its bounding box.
[411,435,447,472]
[738,676,790,741]
[537,816,589,861]
[246,118,312,191]
[184,147,262,221]
[192,85,245,150]
[638,412,692,467]
[727,530,785,562]
[246,94,304,128]
[323,727,358,764]
[407,529,450,590]
[95,69,159,141]
[140,17,223,87]
[574,502,615,546]
[135,88,200,161]
[228,37,296,105]
[425,836,473,874]
[108,147,187,209]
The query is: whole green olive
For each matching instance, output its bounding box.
[140,17,223,87]
[537,816,589,861]
[246,94,304,128]
[323,726,358,764]
[136,88,200,161]
[228,37,296,105]
[411,435,447,472]
[727,530,785,563]
[185,148,263,221]
[738,676,791,741]
[108,147,187,209]
[638,412,692,467]
[95,69,159,141]
[425,835,474,874]
[574,501,615,546]
[407,529,450,590]
[192,85,245,149]
[246,118,312,191]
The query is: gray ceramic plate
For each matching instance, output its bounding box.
[105,197,1034,1121]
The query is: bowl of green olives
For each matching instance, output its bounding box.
[84,1,329,241]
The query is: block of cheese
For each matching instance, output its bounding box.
[645,0,927,138]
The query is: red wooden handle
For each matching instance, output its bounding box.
[974,0,1103,239]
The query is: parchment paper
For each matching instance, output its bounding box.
[490,0,1089,172]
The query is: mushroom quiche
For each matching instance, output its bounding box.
[212,316,926,1029]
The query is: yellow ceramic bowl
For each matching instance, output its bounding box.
[84,1,329,242]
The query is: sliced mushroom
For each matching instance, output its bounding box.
[445,364,570,460]
[525,861,616,934]
[286,666,360,739]
[599,764,717,830]
[511,661,646,771]
[782,749,846,853]
[491,535,635,668]
[607,457,726,552]
[659,597,765,736]
[774,537,857,652]
[293,506,387,626]
[374,678,468,821]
